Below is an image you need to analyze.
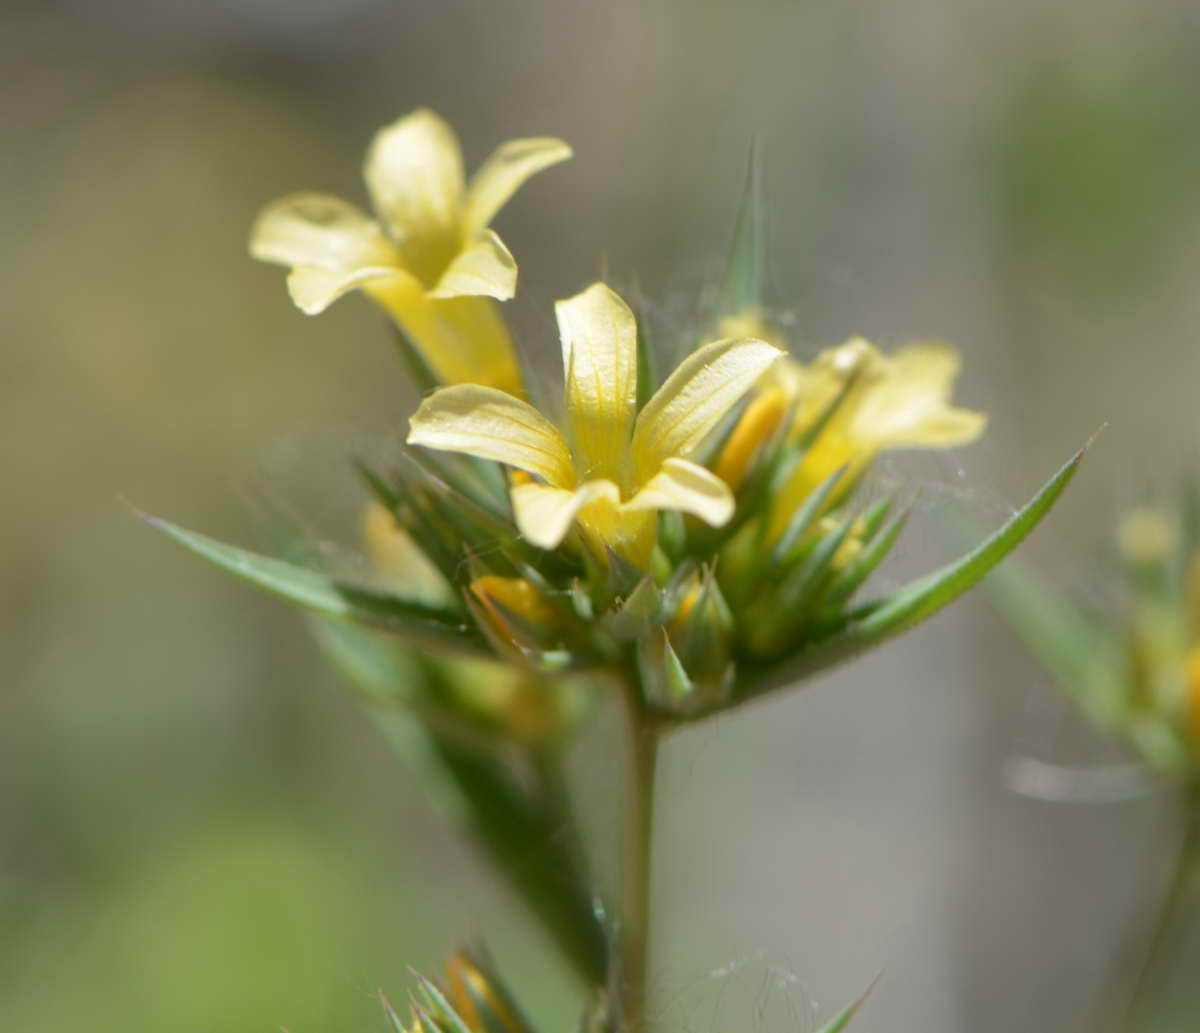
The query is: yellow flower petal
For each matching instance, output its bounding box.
[624,457,734,527]
[429,229,517,301]
[364,109,464,282]
[464,136,573,235]
[510,479,619,550]
[408,384,573,486]
[632,336,783,484]
[556,283,639,483]
[249,193,400,272]
[367,283,523,394]
[850,342,985,449]
[287,265,413,315]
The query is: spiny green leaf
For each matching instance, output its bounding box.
[812,976,879,1033]
[672,443,1087,722]
[823,508,910,609]
[771,463,847,565]
[778,510,857,610]
[141,511,486,654]
[413,975,474,1033]
[720,137,766,316]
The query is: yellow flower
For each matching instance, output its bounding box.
[362,498,451,605]
[250,109,571,394]
[408,283,782,566]
[768,337,985,538]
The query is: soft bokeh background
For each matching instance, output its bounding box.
[4,0,1200,1030]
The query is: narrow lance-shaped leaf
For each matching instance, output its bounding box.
[720,136,766,316]
[666,443,1087,724]
[140,510,487,655]
[812,976,880,1033]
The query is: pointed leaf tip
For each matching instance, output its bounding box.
[140,509,486,654]
[721,136,767,316]
[814,974,881,1033]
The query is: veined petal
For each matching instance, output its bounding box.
[287,265,413,315]
[632,337,783,484]
[624,457,735,527]
[511,479,619,550]
[408,384,573,486]
[250,193,400,272]
[365,109,464,273]
[429,229,517,300]
[556,283,638,482]
[464,136,573,235]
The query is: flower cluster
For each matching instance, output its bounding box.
[990,496,1200,778]
[148,109,1084,1029]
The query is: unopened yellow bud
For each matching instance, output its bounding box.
[469,576,557,648]
[362,499,449,604]
[1117,508,1175,567]
[1187,646,1200,748]
[713,388,789,491]
[445,952,523,1033]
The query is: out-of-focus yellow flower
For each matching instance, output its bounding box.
[1118,507,1176,567]
[250,109,571,394]
[444,951,527,1033]
[767,338,985,539]
[1187,647,1200,747]
[362,498,450,604]
[408,283,781,566]
[470,575,557,648]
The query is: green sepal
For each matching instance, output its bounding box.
[141,511,486,655]
[637,627,695,707]
[823,508,909,609]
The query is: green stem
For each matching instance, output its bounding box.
[1103,780,1200,1033]
[620,674,660,1033]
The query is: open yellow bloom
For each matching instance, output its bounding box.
[250,109,571,394]
[766,338,985,538]
[408,283,782,566]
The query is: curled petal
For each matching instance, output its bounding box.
[429,229,517,301]
[556,283,638,482]
[365,109,464,245]
[250,193,400,272]
[632,337,783,483]
[287,265,412,315]
[408,385,573,486]
[464,136,573,234]
[511,480,620,550]
[625,457,735,527]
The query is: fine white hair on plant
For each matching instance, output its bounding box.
[654,951,831,1033]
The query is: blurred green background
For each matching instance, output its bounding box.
[4,0,1200,1030]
